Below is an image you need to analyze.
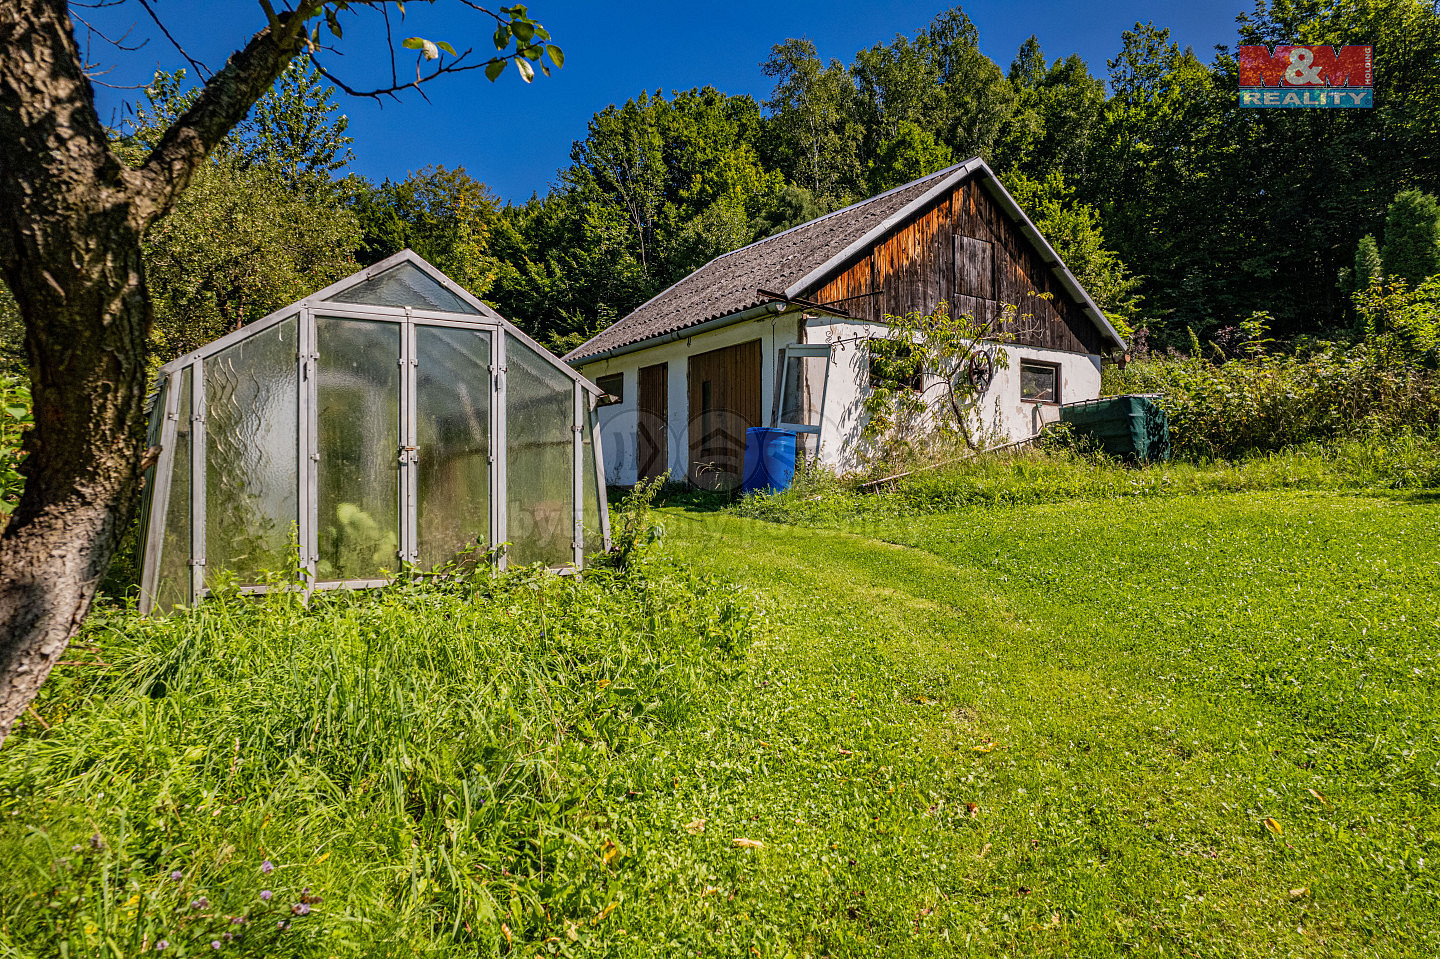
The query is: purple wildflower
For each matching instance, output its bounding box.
[291,903,310,916]
[71,844,83,852]
[230,917,244,925]
[223,932,234,941]
[211,941,222,950]
[260,860,274,875]
[89,833,104,851]
[276,920,288,931]
[155,941,169,952]
[259,890,272,901]
[170,870,183,881]
[192,897,209,909]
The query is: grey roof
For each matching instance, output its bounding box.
[564,158,1123,364]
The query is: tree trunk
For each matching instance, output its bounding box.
[0,244,152,742]
[0,1,305,743]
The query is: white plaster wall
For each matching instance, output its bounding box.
[801,316,1103,473]
[577,313,1102,484]
[576,311,799,485]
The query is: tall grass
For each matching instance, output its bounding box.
[734,435,1440,526]
[0,557,760,956]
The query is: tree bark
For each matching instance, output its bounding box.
[0,0,310,743]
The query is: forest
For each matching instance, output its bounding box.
[3,0,1436,375]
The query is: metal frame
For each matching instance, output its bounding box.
[588,398,613,552]
[775,343,833,443]
[138,371,181,611]
[138,250,612,614]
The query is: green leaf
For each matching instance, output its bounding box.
[514,57,534,82]
[436,41,456,57]
[513,21,535,43]
[402,37,424,50]
[546,44,564,68]
[484,59,506,82]
[493,23,511,49]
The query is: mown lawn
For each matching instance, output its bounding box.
[644,489,1440,957]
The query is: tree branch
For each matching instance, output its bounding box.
[132,2,323,220]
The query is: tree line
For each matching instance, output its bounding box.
[4,0,1436,374]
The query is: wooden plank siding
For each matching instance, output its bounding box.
[808,181,1104,355]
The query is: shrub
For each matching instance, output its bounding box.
[1107,301,1440,460]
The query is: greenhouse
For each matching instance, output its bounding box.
[138,250,610,614]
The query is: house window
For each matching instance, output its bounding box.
[1020,361,1059,404]
[595,373,623,407]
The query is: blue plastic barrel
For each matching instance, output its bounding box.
[741,427,797,495]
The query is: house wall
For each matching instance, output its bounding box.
[802,317,1101,474]
[578,311,802,486]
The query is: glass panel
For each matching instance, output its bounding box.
[325,261,481,315]
[206,318,298,585]
[781,354,828,427]
[154,367,192,611]
[1021,363,1057,402]
[505,335,574,567]
[415,325,491,569]
[316,317,401,582]
[581,406,605,560]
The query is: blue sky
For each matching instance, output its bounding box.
[85,1,1245,202]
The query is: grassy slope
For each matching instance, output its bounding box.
[648,490,1440,957]
[3,487,1437,957]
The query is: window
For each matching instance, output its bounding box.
[776,344,832,439]
[780,354,827,428]
[1020,361,1059,403]
[595,372,624,407]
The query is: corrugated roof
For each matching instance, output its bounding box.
[565,158,1123,363]
[563,165,965,363]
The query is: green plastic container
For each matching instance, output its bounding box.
[1059,394,1171,462]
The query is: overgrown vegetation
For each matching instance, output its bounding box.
[1106,282,1440,460]
[0,553,760,956]
[734,434,1440,526]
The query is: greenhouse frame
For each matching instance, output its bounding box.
[138,250,610,614]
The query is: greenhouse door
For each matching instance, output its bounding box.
[314,316,403,584]
[413,324,493,569]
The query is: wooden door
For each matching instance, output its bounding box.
[687,340,762,489]
[955,235,995,326]
[636,363,668,481]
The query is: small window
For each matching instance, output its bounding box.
[1020,362,1059,403]
[595,373,623,407]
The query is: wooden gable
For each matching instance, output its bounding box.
[804,180,1106,355]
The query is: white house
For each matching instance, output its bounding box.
[565,158,1126,487]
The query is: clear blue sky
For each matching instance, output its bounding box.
[85,1,1245,202]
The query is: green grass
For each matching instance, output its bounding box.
[3,459,1438,957]
[648,485,1440,957]
[732,435,1440,526]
